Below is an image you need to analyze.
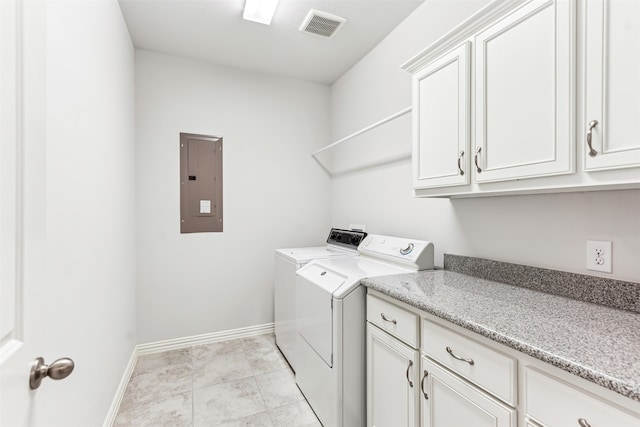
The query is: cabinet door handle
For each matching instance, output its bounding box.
[587,120,598,157]
[457,150,465,176]
[578,419,591,427]
[380,313,397,324]
[406,360,414,387]
[421,370,429,400]
[474,147,482,173]
[446,346,475,365]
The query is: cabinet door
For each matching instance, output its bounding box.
[474,0,575,183]
[412,42,470,189]
[421,357,516,427]
[524,367,640,427]
[367,324,419,427]
[584,0,640,171]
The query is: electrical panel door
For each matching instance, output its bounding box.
[180,133,223,233]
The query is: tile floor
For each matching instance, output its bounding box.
[114,334,322,427]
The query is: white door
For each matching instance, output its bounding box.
[584,0,640,171]
[0,0,50,424]
[421,357,516,427]
[2,2,137,425]
[412,42,471,189]
[367,324,419,427]
[474,0,575,183]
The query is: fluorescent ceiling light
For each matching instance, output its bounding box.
[243,0,280,25]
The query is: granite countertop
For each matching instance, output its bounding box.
[362,269,640,403]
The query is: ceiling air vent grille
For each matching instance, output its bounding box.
[299,9,347,39]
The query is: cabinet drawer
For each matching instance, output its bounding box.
[367,294,419,348]
[422,318,517,406]
[421,357,516,427]
[525,367,640,427]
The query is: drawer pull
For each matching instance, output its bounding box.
[406,360,414,388]
[578,419,591,427]
[446,346,475,365]
[380,313,397,324]
[421,370,429,400]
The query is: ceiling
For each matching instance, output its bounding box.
[118,0,425,85]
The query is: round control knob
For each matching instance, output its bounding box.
[400,243,414,255]
[351,235,361,245]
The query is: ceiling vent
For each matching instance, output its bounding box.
[299,9,347,39]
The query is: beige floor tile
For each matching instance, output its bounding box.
[194,377,266,427]
[215,411,274,427]
[119,362,193,413]
[115,334,321,427]
[135,348,192,373]
[255,368,304,409]
[241,334,277,352]
[192,338,245,362]
[269,401,322,427]
[246,346,289,376]
[193,351,253,389]
[114,391,192,427]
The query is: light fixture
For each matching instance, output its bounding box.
[243,0,280,25]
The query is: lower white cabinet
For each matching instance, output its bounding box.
[524,367,640,427]
[421,357,516,427]
[421,318,517,406]
[366,323,419,427]
[366,290,640,427]
[367,294,515,427]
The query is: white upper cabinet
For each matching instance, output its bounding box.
[412,43,470,189]
[402,0,640,197]
[584,0,640,171]
[474,0,575,183]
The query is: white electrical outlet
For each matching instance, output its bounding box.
[586,240,612,273]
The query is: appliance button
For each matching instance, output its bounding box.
[400,243,414,255]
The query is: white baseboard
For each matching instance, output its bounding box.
[137,322,275,355]
[102,322,275,426]
[102,346,138,427]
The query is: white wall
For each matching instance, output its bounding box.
[41,1,136,425]
[330,0,640,283]
[135,51,331,343]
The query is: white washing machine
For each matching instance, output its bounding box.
[274,228,367,372]
[295,234,434,427]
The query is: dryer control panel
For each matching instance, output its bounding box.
[359,235,434,271]
[326,228,367,251]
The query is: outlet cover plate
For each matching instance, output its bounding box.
[586,240,612,273]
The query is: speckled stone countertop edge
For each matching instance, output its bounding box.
[363,277,640,403]
[444,253,640,313]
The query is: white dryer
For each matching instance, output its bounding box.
[295,234,434,427]
[274,228,367,372]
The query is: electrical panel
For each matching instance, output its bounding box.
[180,133,223,233]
